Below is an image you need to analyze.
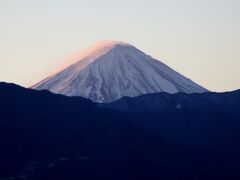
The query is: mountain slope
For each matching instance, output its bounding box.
[32,41,207,102]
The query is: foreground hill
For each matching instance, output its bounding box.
[0,82,240,180]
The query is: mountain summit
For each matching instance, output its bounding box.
[32,41,208,102]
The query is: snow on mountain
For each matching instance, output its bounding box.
[32,41,208,102]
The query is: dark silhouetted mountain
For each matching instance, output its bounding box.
[100,90,240,116]
[101,90,240,150]
[0,82,240,180]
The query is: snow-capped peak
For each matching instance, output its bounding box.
[77,40,130,60]
[32,40,208,102]
[63,40,131,72]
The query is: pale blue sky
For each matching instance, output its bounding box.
[0,0,240,91]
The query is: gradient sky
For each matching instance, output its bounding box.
[0,0,240,92]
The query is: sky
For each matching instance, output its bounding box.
[0,0,240,92]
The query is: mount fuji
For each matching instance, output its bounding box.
[32,41,208,102]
